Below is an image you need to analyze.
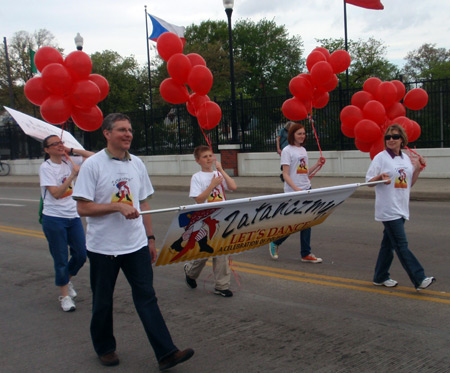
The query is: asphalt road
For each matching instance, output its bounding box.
[0,187,449,373]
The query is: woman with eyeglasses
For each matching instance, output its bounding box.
[366,124,435,291]
[40,135,94,311]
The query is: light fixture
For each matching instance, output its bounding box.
[74,33,84,51]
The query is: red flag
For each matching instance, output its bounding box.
[345,0,384,10]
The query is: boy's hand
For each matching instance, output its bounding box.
[210,174,224,188]
[215,160,223,171]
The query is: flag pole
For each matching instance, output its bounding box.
[343,0,350,93]
[144,5,154,153]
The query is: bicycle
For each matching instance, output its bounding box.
[0,161,10,176]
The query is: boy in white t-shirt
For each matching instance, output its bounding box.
[182,145,237,297]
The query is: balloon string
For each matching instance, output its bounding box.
[405,146,426,170]
[308,114,323,178]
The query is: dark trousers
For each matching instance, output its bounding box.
[273,228,312,258]
[87,247,178,361]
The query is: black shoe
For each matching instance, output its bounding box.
[184,264,197,289]
[159,348,195,371]
[214,288,233,297]
[198,237,214,253]
[99,351,119,366]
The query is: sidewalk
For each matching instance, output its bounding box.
[1,175,448,201]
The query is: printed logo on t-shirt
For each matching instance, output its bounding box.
[394,168,408,189]
[208,187,224,203]
[296,158,308,174]
[60,177,73,198]
[111,180,133,205]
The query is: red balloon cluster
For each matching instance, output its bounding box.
[282,47,351,121]
[24,46,109,131]
[157,32,221,130]
[340,77,428,159]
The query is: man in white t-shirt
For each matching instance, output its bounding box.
[72,113,194,371]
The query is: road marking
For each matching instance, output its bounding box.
[1,225,448,304]
[0,204,25,207]
[0,198,39,202]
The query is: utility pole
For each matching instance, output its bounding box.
[3,37,15,109]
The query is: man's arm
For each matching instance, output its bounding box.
[140,200,157,263]
[76,199,140,219]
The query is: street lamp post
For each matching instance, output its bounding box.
[74,33,84,51]
[223,0,239,143]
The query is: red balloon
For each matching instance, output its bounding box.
[41,63,73,96]
[187,93,210,116]
[328,50,351,74]
[71,106,103,131]
[196,101,222,130]
[354,119,382,143]
[391,116,413,137]
[310,61,334,86]
[341,123,355,138]
[370,136,385,159]
[88,74,110,101]
[355,138,372,152]
[156,32,184,62]
[24,77,51,105]
[375,81,397,108]
[409,120,421,142]
[363,77,382,96]
[64,51,92,81]
[289,76,313,100]
[351,91,373,110]
[391,80,406,102]
[403,88,428,110]
[340,105,363,129]
[318,74,338,93]
[386,102,406,120]
[187,65,213,95]
[40,95,72,124]
[312,90,329,109]
[282,98,308,121]
[160,78,189,104]
[167,53,192,84]
[70,80,101,109]
[186,53,206,67]
[363,100,386,125]
[298,73,313,85]
[302,99,313,114]
[311,47,331,60]
[34,46,64,72]
[306,51,326,72]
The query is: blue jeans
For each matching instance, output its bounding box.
[273,228,312,258]
[87,247,178,361]
[42,215,87,286]
[374,218,425,287]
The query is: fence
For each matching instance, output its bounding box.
[1,78,449,159]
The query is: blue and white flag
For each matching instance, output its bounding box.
[148,14,185,41]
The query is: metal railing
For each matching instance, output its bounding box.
[1,79,449,159]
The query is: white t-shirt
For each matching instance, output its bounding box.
[280,145,311,192]
[72,150,154,255]
[189,171,230,203]
[366,150,413,221]
[39,157,83,218]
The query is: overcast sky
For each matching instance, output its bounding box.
[2,0,449,68]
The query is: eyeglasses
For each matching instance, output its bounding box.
[384,134,401,141]
[47,141,65,147]
[113,128,135,134]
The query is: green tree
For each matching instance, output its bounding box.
[90,50,148,114]
[403,43,450,81]
[0,29,60,113]
[316,37,399,87]
[151,18,304,100]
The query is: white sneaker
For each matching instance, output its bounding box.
[416,277,436,291]
[59,295,76,312]
[373,279,398,287]
[68,281,77,298]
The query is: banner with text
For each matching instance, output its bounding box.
[156,183,359,266]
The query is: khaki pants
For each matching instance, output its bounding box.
[185,256,231,290]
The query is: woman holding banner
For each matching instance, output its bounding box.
[40,135,93,312]
[269,122,326,262]
[365,124,435,291]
